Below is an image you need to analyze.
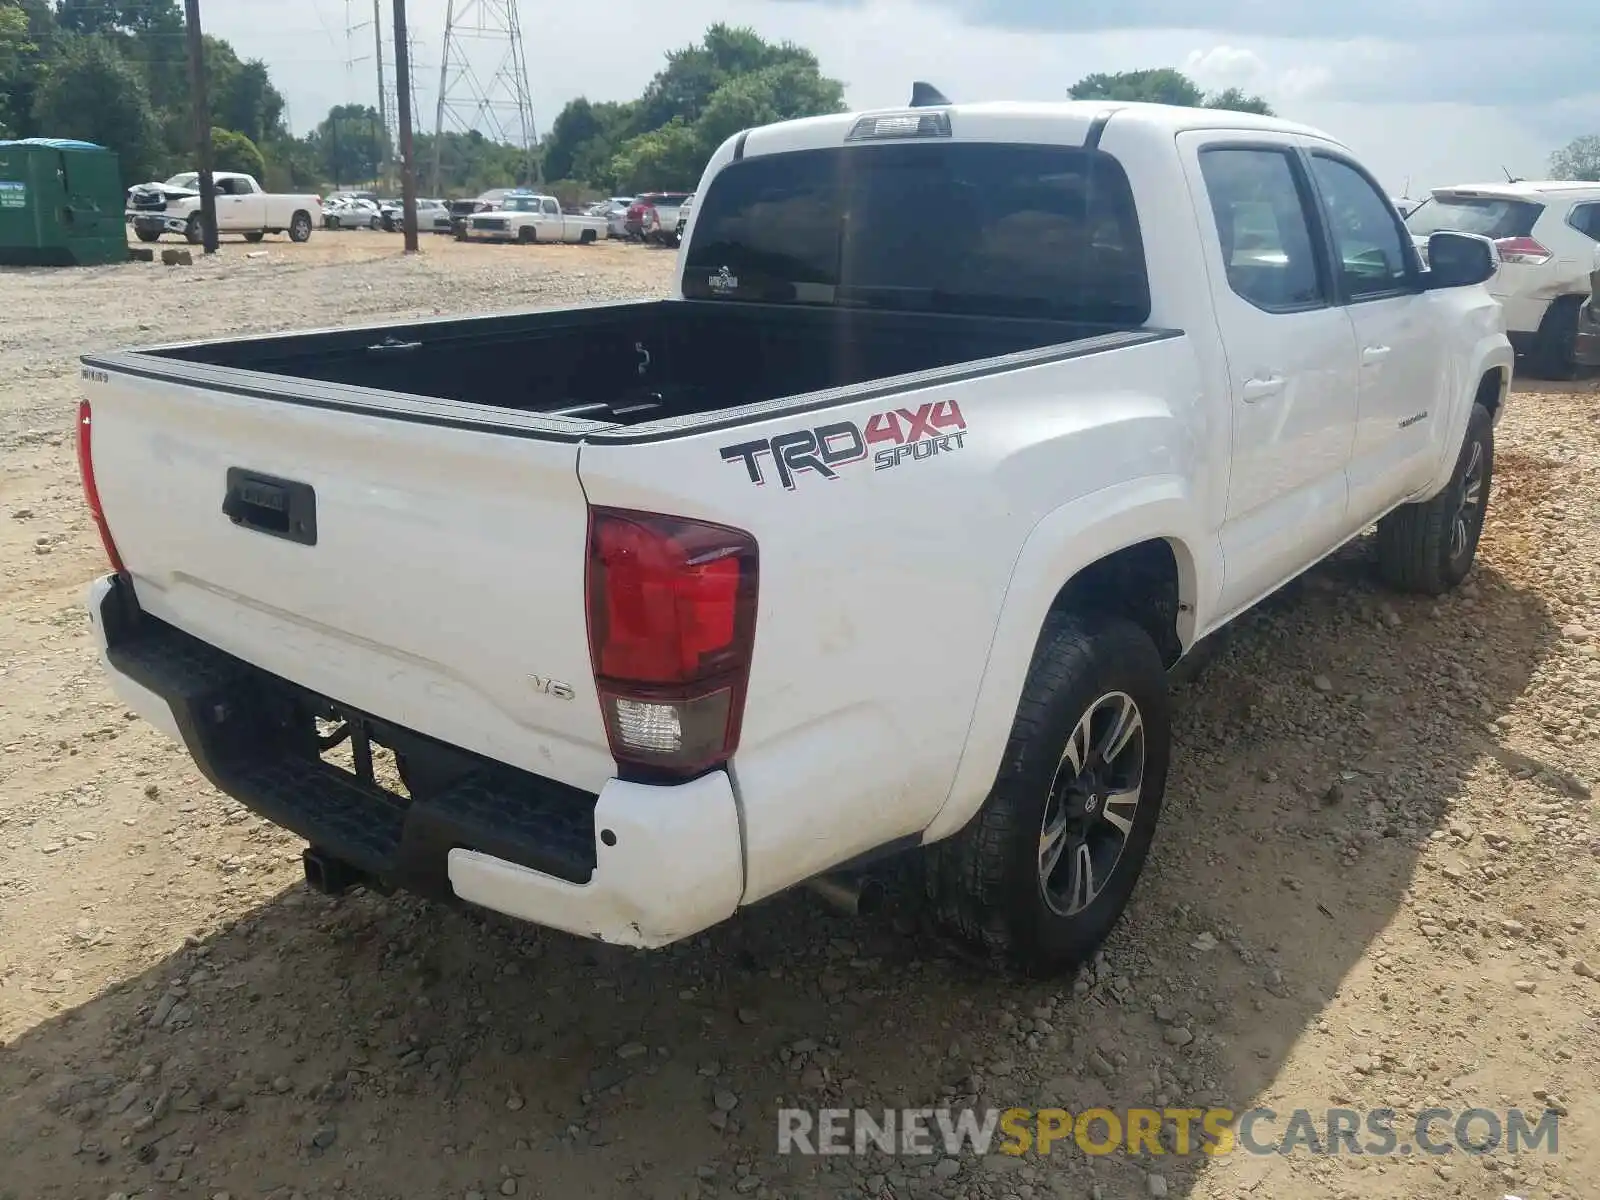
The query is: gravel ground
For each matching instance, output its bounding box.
[1,233,1598,1200]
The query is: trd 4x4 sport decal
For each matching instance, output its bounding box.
[719,400,968,490]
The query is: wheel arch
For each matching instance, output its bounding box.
[921,478,1207,844]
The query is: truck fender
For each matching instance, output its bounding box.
[1415,336,1514,501]
[920,475,1207,845]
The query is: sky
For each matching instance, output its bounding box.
[206,0,1600,197]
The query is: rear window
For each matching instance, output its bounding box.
[1405,195,1542,240]
[682,142,1150,323]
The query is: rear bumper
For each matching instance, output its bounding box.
[86,573,744,948]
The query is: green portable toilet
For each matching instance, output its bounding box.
[0,138,129,267]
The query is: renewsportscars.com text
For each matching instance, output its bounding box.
[777,1106,1560,1158]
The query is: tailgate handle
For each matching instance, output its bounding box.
[222,468,318,546]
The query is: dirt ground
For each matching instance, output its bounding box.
[1,230,1598,1200]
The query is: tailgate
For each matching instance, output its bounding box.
[88,371,613,793]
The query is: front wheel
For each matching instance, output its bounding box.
[1375,402,1493,595]
[183,215,203,245]
[926,613,1170,975]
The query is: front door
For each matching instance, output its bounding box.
[1178,133,1362,617]
[1303,147,1448,521]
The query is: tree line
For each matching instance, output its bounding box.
[9,2,1590,198]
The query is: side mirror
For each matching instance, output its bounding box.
[1426,231,1497,289]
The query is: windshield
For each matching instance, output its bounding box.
[682,142,1150,323]
[504,196,539,211]
[164,173,198,190]
[1405,195,1542,240]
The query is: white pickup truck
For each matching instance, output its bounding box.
[79,99,1511,974]
[459,191,609,244]
[126,171,321,245]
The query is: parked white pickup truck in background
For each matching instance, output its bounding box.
[460,191,609,244]
[79,97,1510,974]
[126,171,320,244]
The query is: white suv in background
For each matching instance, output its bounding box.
[1406,181,1600,377]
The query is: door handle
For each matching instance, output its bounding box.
[1241,375,1286,402]
[1361,345,1391,364]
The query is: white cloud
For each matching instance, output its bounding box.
[204,0,1591,193]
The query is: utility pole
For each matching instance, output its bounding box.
[392,0,419,252]
[371,0,389,186]
[183,0,218,253]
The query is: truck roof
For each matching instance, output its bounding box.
[733,100,1344,161]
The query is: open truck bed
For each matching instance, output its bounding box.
[87,299,1155,438]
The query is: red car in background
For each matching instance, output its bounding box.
[625,192,692,244]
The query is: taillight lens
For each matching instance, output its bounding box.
[76,398,126,574]
[586,508,758,780]
[1493,236,1551,265]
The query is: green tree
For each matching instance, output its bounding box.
[210,126,264,177]
[543,26,843,193]
[695,59,844,154]
[32,35,161,179]
[1203,86,1274,116]
[1069,68,1273,115]
[1070,68,1204,106]
[311,103,387,187]
[1550,134,1600,182]
[609,117,704,192]
[0,1,37,136]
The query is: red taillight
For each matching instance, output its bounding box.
[76,398,125,574]
[586,507,758,779]
[1493,236,1551,265]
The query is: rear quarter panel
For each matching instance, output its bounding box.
[577,333,1208,903]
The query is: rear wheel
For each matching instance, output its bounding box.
[289,211,313,243]
[579,229,597,245]
[1375,402,1493,595]
[1527,296,1581,380]
[134,228,161,243]
[926,612,1170,975]
[243,231,265,244]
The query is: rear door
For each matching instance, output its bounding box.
[1303,145,1447,521]
[1178,132,1361,617]
[88,371,613,793]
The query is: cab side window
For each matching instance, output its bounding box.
[542,198,559,216]
[1308,154,1413,300]
[1198,147,1327,313]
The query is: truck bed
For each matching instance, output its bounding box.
[90,299,1154,435]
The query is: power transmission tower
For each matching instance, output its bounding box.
[431,0,538,195]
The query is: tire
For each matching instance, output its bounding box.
[926,612,1170,976]
[289,212,312,243]
[579,229,597,245]
[134,228,161,243]
[518,226,537,244]
[243,231,265,243]
[325,214,342,231]
[1526,297,1581,380]
[1375,401,1493,595]
[369,215,381,231]
[183,215,203,245]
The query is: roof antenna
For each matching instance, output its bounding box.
[909,81,950,107]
